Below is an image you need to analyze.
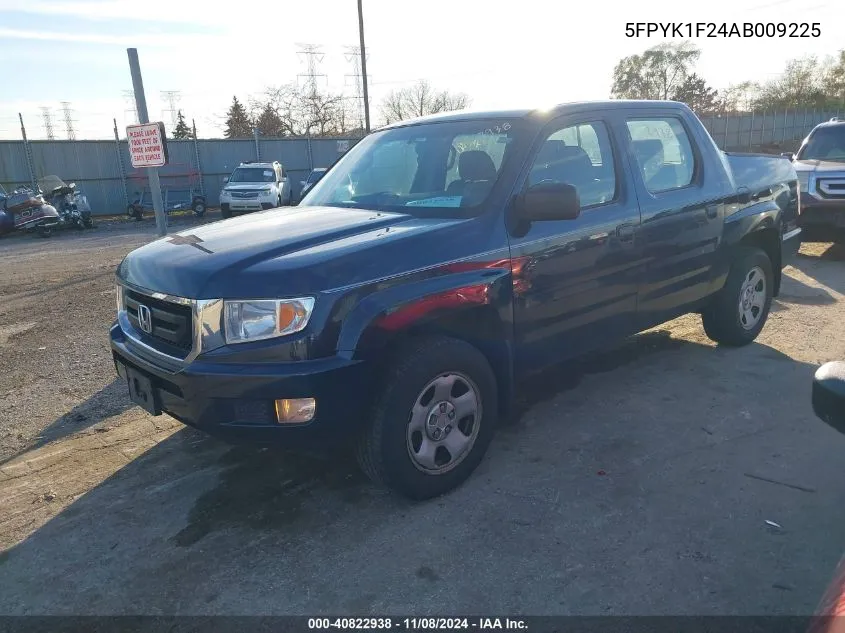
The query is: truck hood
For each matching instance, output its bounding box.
[793,159,845,173]
[117,205,468,299]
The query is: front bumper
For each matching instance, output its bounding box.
[110,323,372,450]
[220,199,275,212]
[797,193,845,230]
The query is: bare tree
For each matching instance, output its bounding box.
[379,80,471,125]
[611,42,701,101]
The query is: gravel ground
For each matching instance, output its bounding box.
[1,219,845,615]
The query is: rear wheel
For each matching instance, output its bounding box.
[356,336,497,500]
[191,199,206,217]
[702,246,773,346]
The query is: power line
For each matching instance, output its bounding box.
[60,101,76,140]
[40,106,55,140]
[160,90,182,127]
[296,43,326,97]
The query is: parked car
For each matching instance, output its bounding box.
[111,100,801,500]
[787,117,845,237]
[298,167,327,202]
[219,161,292,219]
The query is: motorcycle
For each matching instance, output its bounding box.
[38,175,94,230]
[0,183,60,238]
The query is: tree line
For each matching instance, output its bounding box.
[611,42,845,115]
[222,79,471,139]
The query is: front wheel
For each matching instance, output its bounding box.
[191,199,206,217]
[702,246,773,346]
[356,335,498,500]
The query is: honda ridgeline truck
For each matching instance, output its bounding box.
[111,101,802,499]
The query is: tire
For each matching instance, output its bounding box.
[702,246,773,347]
[127,204,142,221]
[356,335,498,500]
[192,199,206,217]
[277,194,283,208]
[220,204,231,219]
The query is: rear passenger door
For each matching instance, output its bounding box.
[620,111,726,328]
[509,115,643,375]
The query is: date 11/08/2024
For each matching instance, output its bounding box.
[308,618,528,630]
[626,22,821,38]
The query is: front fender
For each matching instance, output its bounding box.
[336,266,514,357]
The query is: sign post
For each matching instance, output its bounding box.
[127,48,167,237]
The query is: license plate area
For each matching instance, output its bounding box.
[121,363,162,415]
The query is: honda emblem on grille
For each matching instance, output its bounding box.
[137,304,153,334]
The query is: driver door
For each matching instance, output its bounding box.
[508,115,644,375]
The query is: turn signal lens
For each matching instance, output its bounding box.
[278,301,309,333]
[275,398,316,424]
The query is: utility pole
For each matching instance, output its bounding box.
[60,102,76,140]
[357,0,371,133]
[160,90,182,127]
[127,48,167,237]
[40,106,56,140]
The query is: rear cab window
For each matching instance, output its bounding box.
[626,118,696,193]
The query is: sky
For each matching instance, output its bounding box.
[0,0,842,140]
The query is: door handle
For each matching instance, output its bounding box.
[616,223,635,242]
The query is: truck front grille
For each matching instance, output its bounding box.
[124,289,193,356]
[817,178,845,199]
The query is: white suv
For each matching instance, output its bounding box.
[219,161,292,218]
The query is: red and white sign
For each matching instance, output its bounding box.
[126,122,168,168]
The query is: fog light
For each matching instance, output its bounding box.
[274,398,316,424]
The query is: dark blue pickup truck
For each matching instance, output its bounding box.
[111,100,802,499]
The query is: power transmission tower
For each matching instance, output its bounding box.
[296,43,326,97]
[344,45,365,131]
[160,90,182,127]
[40,106,56,140]
[60,101,76,140]
[122,89,138,125]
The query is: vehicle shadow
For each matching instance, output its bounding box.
[0,379,134,467]
[0,330,827,615]
[792,241,845,296]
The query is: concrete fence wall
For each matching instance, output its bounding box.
[1,107,843,217]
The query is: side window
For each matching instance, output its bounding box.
[626,118,695,193]
[528,120,616,208]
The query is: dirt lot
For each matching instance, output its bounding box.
[2,218,845,615]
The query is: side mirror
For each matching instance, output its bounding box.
[223,177,229,184]
[518,182,580,222]
[813,361,845,434]
[781,152,795,160]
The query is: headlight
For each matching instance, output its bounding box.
[796,171,810,193]
[220,189,230,198]
[223,298,315,344]
[261,186,273,193]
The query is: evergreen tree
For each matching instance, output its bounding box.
[172,110,193,139]
[224,96,252,139]
[255,104,284,137]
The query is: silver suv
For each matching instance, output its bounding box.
[791,118,845,235]
[219,161,292,219]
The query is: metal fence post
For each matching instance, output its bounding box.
[723,113,729,150]
[748,111,754,150]
[192,119,205,197]
[306,133,314,170]
[113,118,129,207]
[253,128,260,161]
[18,113,37,189]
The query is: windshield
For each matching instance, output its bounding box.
[797,126,845,162]
[300,119,521,214]
[229,167,276,183]
[307,170,325,184]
